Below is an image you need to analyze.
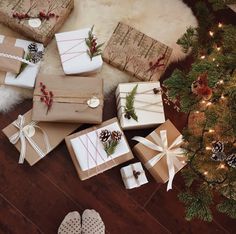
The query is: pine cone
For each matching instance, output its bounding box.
[212,141,224,153]
[111,131,122,142]
[99,129,111,143]
[28,42,38,53]
[226,153,236,168]
[29,52,43,63]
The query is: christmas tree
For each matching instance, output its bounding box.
[164,1,236,221]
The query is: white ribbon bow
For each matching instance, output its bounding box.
[9,115,51,164]
[132,130,185,191]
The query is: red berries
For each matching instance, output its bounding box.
[39,82,53,114]
[13,10,56,21]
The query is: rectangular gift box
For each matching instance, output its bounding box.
[65,118,134,180]
[55,28,103,75]
[32,74,104,123]
[116,82,165,130]
[120,162,148,189]
[0,0,74,46]
[102,22,172,81]
[0,35,44,88]
[2,110,79,166]
[133,120,186,186]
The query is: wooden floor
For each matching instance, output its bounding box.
[0,2,235,234]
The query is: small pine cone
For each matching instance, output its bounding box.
[29,53,41,63]
[226,153,236,168]
[37,51,44,59]
[28,43,38,53]
[111,131,122,142]
[212,141,224,153]
[99,129,111,143]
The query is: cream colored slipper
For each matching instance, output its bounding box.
[82,209,105,234]
[58,211,81,234]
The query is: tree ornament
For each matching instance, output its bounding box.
[99,129,111,143]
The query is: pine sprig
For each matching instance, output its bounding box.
[124,84,138,121]
[104,141,118,156]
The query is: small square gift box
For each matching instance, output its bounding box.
[102,22,172,81]
[0,35,44,89]
[2,110,79,166]
[0,0,74,46]
[55,26,103,75]
[65,118,134,180]
[116,82,165,130]
[132,120,187,191]
[32,74,104,124]
[120,162,148,189]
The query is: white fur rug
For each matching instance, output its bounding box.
[0,0,197,113]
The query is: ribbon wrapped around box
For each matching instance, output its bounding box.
[120,162,148,189]
[0,35,44,88]
[102,22,172,81]
[116,82,165,130]
[133,120,187,191]
[2,110,79,166]
[32,74,104,123]
[0,0,74,46]
[65,118,134,180]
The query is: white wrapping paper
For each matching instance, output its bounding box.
[55,28,103,75]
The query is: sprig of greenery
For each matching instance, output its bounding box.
[104,141,118,156]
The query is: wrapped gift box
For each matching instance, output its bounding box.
[133,120,187,191]
[32,74,104,123]
[0,35,44,88]
[0,0,74,46]
[102,22,172,81]
[120,162,148,189]
[55,28,103,75]
[116,82,165,130]
[65,118,134,180]
[2,110,79,166]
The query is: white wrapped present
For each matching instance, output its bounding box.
[120,162,148,189]
[116,82,165,130]
[0,35,44,89]
[55,28,103,75]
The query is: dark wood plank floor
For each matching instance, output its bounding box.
[0,1,235,233]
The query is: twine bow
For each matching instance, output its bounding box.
[132,130,184,191]
[9,115,51,164]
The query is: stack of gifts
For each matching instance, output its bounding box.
[1,14,187,192]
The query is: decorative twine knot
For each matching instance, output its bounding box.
[133,170,141,179]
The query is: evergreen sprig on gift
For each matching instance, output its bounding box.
[85,25,104,60]
[163,0,236,222]
[124,84,138,121]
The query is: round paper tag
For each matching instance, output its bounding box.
[23,125,36,138]
[87,96,100,108]
[28,18,42,28]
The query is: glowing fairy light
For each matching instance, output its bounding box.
[200,55,206,59]
[217,46,221,51]
[209,31,214,37]
[206,102,212,106]
[204,171,208,175]
[212,58,216,61]
[218,22,223,28]
[208,129,215,133]
[206,146,212,150]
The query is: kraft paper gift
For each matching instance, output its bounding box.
[102,22,172,81]
[65,118,134,180]
[2,110,79,166]
[55,28,103,75]
[32,74,104,123]
[0,35,44,88]
[116,82,165,130]
[133,120,187,191]
[120,162,148,189]
[0,0,74,46]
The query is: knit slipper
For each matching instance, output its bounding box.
[58,211,81,234]
[82,209,105,234]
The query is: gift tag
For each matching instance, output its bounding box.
[87,96,100,108]
[23,125,35,138]
[28,18,42,28]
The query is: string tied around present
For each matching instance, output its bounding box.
[0,52,36,66]
[8,115,51,164]
[132,130,185,191]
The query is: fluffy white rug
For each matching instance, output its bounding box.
[0,0,197,112]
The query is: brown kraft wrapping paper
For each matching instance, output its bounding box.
[65,118,134,180]
[102,22,173,82]
[2,110,79,166]
[0,0,74,46]
[32,74,104,124]
[133,120,186,183]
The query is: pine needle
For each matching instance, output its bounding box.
[125,84,138,121]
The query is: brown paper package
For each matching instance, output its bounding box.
[102,22,172,82]
[32,74,104,124]
[133,120,186,183]
[65,118,134,180]
[2,110,79,166]
[0,0,74,46]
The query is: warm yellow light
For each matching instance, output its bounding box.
[206,102,212,106]
[219,164,225,169]
[209,31,214,37]
[206,146,212,150]
[209,129,215,133]
[221,94,225,99]
[204,171,208,175]
[201,100,206,104]
[195,111,200,114]
[219,80,224,84]
[217,64,220,67]
[200,55,206,59]
[217,47,221,51]
[218,23,223,28]
[212,58,216,61]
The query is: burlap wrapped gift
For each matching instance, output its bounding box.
[32,74,104,124]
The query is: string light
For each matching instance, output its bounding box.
[206,146,212,150]
[204,171,208,175]
[208,129,215,133]
[209,31,214,37]
[221,94,225,99]
[212,58,216,61]
[200,55,206,59]
[216,64,220,67]
[195,111,200,114]
[201,100,206,104]
[218,22,223,28]
[217,46,221,51]
[206,102,212,106]
[218,80,224,84]
[219,163,226,169]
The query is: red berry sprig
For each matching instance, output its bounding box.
[13,12,30,20]
[39,82,53,114]
[12,11,57,21]
[39,11,57,20]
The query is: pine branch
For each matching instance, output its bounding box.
[125,84,138,121]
